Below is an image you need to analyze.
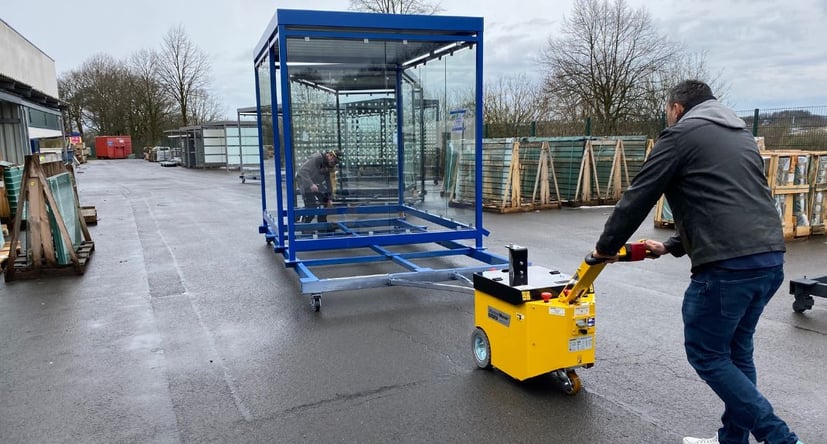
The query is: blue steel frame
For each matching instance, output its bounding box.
[253,9,506,294]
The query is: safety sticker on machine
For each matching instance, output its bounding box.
[574,305,590,316]
[569,336,593,352]
[548,307,566,316]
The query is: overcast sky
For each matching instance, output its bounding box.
[4,0,826,117]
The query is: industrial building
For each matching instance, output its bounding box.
[0,18,63,164]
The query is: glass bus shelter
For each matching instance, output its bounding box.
[252,9,507,308]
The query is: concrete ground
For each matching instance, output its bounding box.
[1,159,824,444]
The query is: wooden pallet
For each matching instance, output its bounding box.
[654,220,675,229]
[1,240,21,271]
[480,201,562,214]
[81,205,98,225]
[5,241,95,281]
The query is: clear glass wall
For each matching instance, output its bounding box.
[402,45,477,226]
[256,54,276,213]
[280,35,479,235]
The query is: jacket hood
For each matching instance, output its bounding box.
[680,99,746,130]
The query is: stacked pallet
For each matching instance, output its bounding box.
[450,139,563,213]
[451,136,649,212]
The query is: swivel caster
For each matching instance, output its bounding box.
[311,294,322,312]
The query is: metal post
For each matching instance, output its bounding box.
[753,108,760,136]
[585,117,592,136]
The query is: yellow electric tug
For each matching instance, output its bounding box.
[471,243,651,394]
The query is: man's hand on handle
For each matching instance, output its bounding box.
[643,239,667,256]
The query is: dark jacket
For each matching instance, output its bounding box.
[596,99,785,269]
[295,152,332,193]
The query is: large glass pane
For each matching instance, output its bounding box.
[402,44,477,227]
[256,53,276,213]
[282,35,478,239]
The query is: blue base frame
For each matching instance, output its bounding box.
[260,204,507,294]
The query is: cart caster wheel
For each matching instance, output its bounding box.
[561,370,582,396]
[793,298,812,313]
[311,294,322,312]
[471,327,492,369]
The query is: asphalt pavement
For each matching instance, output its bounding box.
[1,159,824,443]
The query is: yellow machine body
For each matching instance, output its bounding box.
[473,266,596,381]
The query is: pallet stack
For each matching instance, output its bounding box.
[4,155,95,281]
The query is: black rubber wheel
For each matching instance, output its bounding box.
[311,295,321,312]
[792,300,810,313]
[471,327,492,369]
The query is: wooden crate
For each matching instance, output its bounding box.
[810,186,826,236]
[809,152,827,187]
[765,151,810,190]
[774,192,811,240]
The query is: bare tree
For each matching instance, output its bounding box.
[349,0,443,14]
[57,70,85,137]
[187,88,225,125]
[130,48,174,146]
[74,53,134,135]
[158,24,211,127]
[484,74,549,136]
[538,0,675,134]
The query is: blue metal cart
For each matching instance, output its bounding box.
[252,9,507,310]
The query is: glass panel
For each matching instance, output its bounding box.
[402,44,476,227]
[282,35,478,239]
[256,52,275,214]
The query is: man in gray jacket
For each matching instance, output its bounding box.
[592,80,801,444]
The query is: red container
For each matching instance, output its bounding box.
[94,136,132,159]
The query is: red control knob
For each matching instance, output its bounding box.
[541,292,551,303]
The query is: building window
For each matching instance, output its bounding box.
[27,107,61,130]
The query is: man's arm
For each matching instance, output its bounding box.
[595,131,681,255]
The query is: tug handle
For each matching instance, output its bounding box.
[586,242,656,265]
[564,242,658,304]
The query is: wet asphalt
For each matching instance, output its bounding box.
[1,159,825,444]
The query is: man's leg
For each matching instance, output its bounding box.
[682,266,797,444]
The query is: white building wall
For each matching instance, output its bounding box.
[0,19,59,98]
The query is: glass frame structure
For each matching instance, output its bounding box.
[253,9,506,295]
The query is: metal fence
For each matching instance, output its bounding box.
[737,106,827,151]
[484,106,827,152]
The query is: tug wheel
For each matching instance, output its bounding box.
[471,328,492,369]
[562,370,582,396]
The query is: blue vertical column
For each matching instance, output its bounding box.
[279,27,298,262]
[474,36,484,249]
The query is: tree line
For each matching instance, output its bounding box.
[483,0,727,138]
[59,25,223,149]
[61,0,729,149]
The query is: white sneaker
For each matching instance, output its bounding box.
[682,433,718,444]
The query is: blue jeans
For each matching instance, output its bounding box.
[683,265,799,444]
